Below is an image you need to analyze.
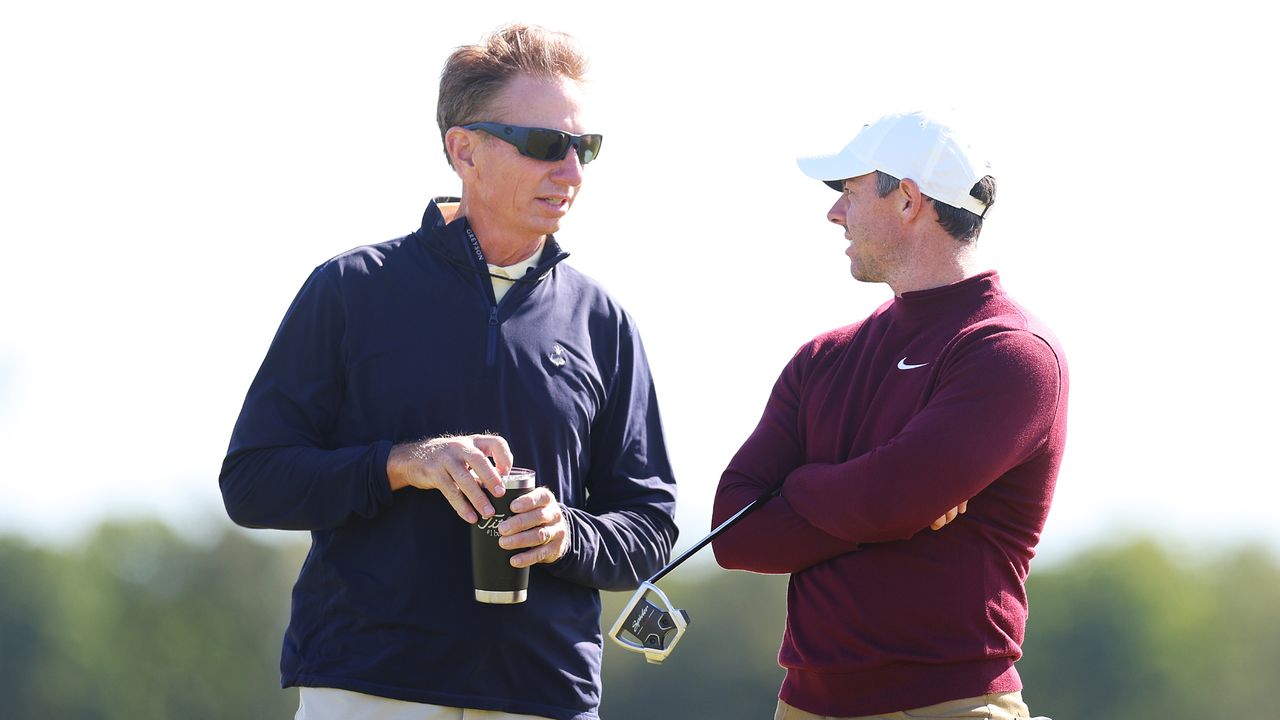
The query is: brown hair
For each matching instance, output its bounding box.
[436,24,589,168]
[874,170,996,242]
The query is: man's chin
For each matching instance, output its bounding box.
[849,266,879,284]
[529,216,565,237]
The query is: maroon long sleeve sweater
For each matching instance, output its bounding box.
[712,271,1069,716]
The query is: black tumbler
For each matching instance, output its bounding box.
[471,468,537,604]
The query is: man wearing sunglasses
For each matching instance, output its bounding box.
[713,111,1067,719]
[221,24,677,720]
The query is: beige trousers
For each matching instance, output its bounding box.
[296,687,553,720]
[774,691,1048,720]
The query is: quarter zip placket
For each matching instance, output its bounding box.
[486,306,500,367]
[456,221,570,369]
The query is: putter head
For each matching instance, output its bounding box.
[608,582,691,664]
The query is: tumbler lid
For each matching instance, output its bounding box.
[503,468,536,490]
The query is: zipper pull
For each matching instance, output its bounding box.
[486,307,499,366]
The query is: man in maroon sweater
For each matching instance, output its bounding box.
[712,111,1067,719]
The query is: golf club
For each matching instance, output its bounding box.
[608,488,778,664]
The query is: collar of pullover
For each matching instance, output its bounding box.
[416,197,570,283]
[888,270,1002,326]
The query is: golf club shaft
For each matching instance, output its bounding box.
[646,488,778,584]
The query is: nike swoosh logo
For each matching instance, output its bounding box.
[897,358,929,370]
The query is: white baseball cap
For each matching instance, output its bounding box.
[796,110,993,217]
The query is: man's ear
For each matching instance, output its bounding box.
[445,127,478,177]
[897,178,926,223]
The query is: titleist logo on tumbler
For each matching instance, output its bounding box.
[471,468,536,604]
[476,514,506,537]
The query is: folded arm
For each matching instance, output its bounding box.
[782,329,1064,543]
[712,351,863,574]
[713,329,1057,572]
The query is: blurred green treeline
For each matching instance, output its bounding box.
[2,522,1278,719]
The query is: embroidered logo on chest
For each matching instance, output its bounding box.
[549,344,568,367]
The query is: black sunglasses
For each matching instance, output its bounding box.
[464,122,603,165]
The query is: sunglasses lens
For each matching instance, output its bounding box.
[525,129,571,161]
[577,135,602,165]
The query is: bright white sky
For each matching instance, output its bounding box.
[2,2,1277,566]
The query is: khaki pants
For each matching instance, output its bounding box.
[296,687,553,720]
[775,691,1049,720]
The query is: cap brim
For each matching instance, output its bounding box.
[796,149,876,191]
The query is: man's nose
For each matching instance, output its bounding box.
[551,147,585,185]
[827,198,846,226]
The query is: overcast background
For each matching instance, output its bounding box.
[2,1,1277,568]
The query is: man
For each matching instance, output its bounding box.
[220,24,677,720]
[712,111,1067,720]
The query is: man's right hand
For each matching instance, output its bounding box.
[387,434,514,524]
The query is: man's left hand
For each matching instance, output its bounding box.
[498,487,570,568]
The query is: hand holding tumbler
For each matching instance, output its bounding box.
[471,468,536,604]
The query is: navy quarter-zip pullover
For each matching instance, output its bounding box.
[220,199,678,720]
